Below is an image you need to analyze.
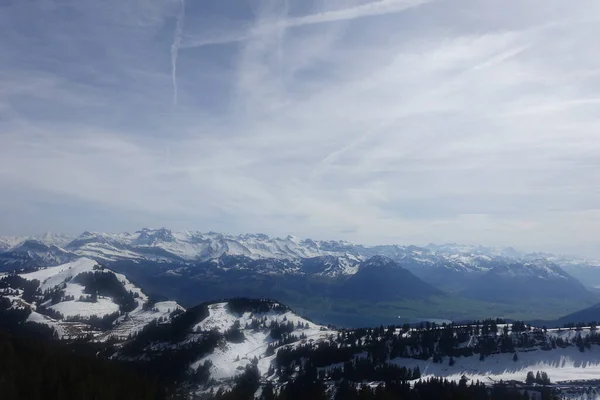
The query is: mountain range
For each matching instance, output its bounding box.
[1,228,598,326]
[2,228,598,273]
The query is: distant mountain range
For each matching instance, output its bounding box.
[1,228,597,273]
[3,235,600,397]
[1,228,598,326]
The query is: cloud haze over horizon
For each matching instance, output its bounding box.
[1,0,599,257]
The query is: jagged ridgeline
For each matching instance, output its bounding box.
[1,230,598,326]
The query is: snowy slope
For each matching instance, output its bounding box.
[11,258,184,339]
[0,239,77,268]
[116,299,336,391]
[51,297,119,319]
[32,233,75,248]
[312,322,600,389]
[491,259,573,280]
[0,236,25,252]
[25,309,94,338]
[21,257,99,291]
[98,300,184,341]
[191,302,335,382]
[392,344,600,384]
[64,229,355,262]
[190,302,331,381]
[114,302,600,396]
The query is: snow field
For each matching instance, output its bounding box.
[100,301,184,341]
[20,258,99,291]
[15,257,183,339]
[191,302,336,382]
[390,339,600,384]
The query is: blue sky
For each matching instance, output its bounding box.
[1,0,599,256]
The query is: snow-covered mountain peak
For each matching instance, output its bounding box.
[523,259,573,280]
[13,239,52,252]
[21,257,100,291]
[0,236,25,252]
[33,232,75,247]
[427,243,517,258]
[4,239,76,267]
[0,229,595,283]
[133,227,176,245]
[237,233,270,241]
[79,231,97,239]
[490,259,571,280]
[359,255,398,270]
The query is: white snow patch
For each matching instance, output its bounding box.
[20,258,99,291]
[98,300,184,341]
[51,297,119,318]
[190,302,336,382]
[391,346,600,384]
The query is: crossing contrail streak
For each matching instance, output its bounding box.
[181,0,432,49]
[171,0,186,106]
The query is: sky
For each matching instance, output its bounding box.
[0,0,599,257]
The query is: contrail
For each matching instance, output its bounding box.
[171,0,186,106]
[181,0,432,49]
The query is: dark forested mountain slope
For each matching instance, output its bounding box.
[336,256,441,301]
[461,260,593,304]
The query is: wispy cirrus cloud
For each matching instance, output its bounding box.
[181,0,432,49]
[1,0,600,256]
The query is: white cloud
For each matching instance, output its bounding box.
[1,0,600,256]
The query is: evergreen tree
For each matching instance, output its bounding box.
[526,371,535,385]
[261,381,276,400]
[540,371,550,385]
